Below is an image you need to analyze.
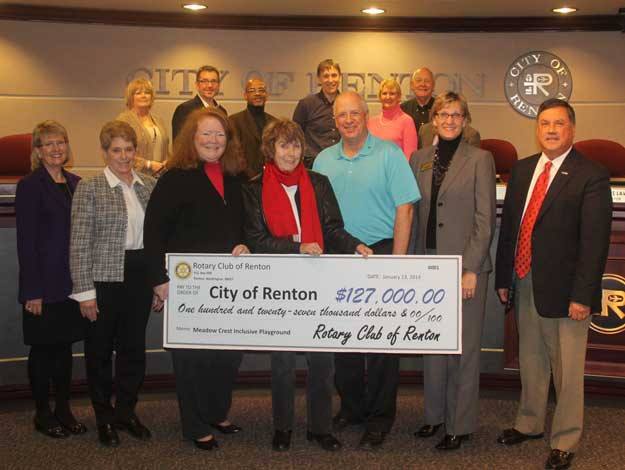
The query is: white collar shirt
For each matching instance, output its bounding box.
[103,166,146,250]
[521,146,572,218]
[198,95,219,109]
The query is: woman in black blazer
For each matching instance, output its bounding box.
[15,121,87,438]
[144,108,249,451]
[242,119,371,452]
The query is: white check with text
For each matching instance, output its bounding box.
[164,254,462,354]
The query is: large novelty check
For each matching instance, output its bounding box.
[163,254,462,354]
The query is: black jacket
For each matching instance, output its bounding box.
[495,149,612,316]
[171,95,228,142]
[144,166,245,286]
[242,170,362,255]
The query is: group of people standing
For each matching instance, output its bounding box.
[15,58,611,470]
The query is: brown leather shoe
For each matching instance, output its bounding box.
[497,428,544,445]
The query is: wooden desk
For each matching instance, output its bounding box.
[501,186,625,378]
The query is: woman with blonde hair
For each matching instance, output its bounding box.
[117,77,169,175]
[16,120,87,439]
[368,78,418,159]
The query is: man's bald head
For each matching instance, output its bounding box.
[244,78,268,107]
[410,67,435,105]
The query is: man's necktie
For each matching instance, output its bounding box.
[514,161,553,279]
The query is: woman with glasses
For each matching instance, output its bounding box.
[418,107,481,149]
[408,92,496,451]
[117,78,170,176]
[16,121,88,439]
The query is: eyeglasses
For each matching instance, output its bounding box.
[40,140,67,149]
[246,88,267,94]
[198,79,219,85]
[335,111,363,121]
[436,112,465,121]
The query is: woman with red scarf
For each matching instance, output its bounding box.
[242,118,372,453]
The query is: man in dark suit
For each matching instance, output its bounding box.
[171,65,227,141]
[495,99,612,470]
[228,78,276,178]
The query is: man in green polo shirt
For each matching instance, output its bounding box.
[313,91,421,450]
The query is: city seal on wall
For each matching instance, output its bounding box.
[504,51,573,119]
[592,274,625,335]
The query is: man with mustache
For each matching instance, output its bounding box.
[495,98,612,470]
[229,78,276,178]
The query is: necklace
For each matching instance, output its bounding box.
[432,146,451,186]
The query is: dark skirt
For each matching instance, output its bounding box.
[23,298,88,345]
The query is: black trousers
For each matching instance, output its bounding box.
[85,250,152,425]
[271,351,334,434]
[334,238,399,433]
[171,348,243,440]
[28,343,73,418]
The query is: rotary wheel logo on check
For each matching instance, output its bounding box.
[175,262,192,279]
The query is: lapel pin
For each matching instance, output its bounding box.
[561,171,569,175]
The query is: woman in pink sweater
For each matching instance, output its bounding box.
[368,79,418,159]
